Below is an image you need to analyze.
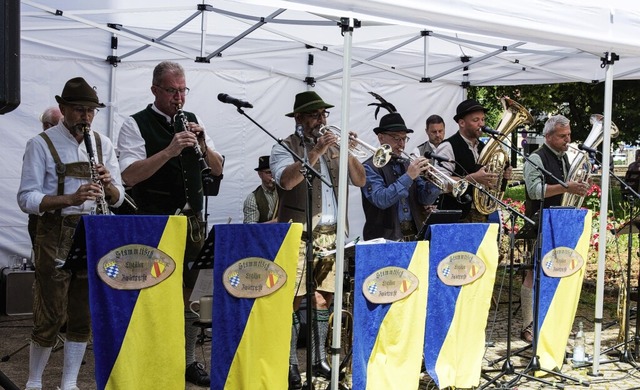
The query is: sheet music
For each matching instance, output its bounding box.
[189,269,214,301]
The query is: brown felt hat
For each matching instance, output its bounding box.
[55,77,106,108]
[285,91,334,117]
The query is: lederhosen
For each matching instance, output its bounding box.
[31,132,101,346]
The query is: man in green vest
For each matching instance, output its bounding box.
[243,155,278,223]
[117,61,224,387]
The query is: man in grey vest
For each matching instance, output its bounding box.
[521,114,588,342]
[270,91,365,388]
[417,114,446,159]
[243,155,278,223]
[117,61,224,387]
[18,77,124,390]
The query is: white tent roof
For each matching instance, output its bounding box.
[2,0,639,267]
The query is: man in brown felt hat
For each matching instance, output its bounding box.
[243,155,279,223]
[361,112,440,241]
[270,90,365,388]
[17,77,125,390]
[435,98,511,222]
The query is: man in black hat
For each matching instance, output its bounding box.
[361,112,440,241]
[243,155,279,223]
[17,77,125,390]
[117,61,224,386]
[270,90,365,388]
[435,98,510,222]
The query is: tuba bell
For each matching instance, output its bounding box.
[473,97,533,215]
[561,114,619,208]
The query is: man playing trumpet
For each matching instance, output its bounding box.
[361,112,441,241]
[270,91,365,389]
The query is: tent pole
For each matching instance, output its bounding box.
[107,32,118,140]
[591,52,616,376]
[331,17,355,390]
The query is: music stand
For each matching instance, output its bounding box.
[62,217,88,271]
[188,226,215,271]
[417,210,462,240]
[203,173,223,237]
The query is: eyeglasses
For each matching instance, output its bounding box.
[385,134,410,143]
[71,106,98,115]
[155,85,190,96]
[304,111,330,120]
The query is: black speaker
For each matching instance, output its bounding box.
[0,0,20,115]
[1,267,34,315]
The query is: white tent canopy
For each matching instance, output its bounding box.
[2,0,638,378]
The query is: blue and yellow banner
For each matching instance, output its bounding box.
[537,208,591,372]
[210,223,301,390]
[352,241,429,390]
[424,223,499,389]
[85,215,187,390]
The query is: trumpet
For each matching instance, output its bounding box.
[401,152,469,197]
[316,125,393,168]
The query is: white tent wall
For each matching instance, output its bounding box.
[0,51,461,266]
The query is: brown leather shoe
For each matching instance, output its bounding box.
[520,322,533,343]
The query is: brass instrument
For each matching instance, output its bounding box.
[81,124,110,215]
[561,114,619,207]
[402,152,469,197]
[473,97,533,215]
[174,104,211,176]
[317,124,393,168]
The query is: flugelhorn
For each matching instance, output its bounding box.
[316,125,393,168]
[401,152,469,197]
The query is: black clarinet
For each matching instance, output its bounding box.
[173,104,212,176]
[81,124,110,215]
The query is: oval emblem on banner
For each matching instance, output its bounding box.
[437,251,486,286]
[362,266,419,304]
[542,247,584,277]
[223,257,287,298]
[97,244,176,290]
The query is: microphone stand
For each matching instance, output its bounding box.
[586,153,640,368]
[230,107,330,390]
[489,140,588,388]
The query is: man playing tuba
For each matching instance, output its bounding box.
[435,99,512,223]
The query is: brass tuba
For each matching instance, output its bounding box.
[473,97,533,215]
[561,114,619,207]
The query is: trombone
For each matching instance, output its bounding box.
[316,125,393,168]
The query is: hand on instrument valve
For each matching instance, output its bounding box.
[166,130,199,157]
[406,156,429,180]
[471,166,498,188]
[94,163,113,187]
[313,129,338,155]
[566,180,590,197]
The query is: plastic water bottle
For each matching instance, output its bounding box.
[572,321,585,364]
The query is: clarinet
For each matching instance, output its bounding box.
[173,104,212,177]
[81,124,110,215]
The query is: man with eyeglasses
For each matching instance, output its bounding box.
[435,99,510,223]
[243,155,279,223]
[18,77,125,390]
[361,112,440,241]
[117,61,223,387]
[270,91,365,389]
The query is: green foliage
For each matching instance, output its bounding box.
[468,81,640,145]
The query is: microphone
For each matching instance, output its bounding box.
[424,150,454,163]
[481,126,502,136]
[507,180,526,188]
[295,124,304,139]
[217,93,253,109]
[578,144,598,154]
